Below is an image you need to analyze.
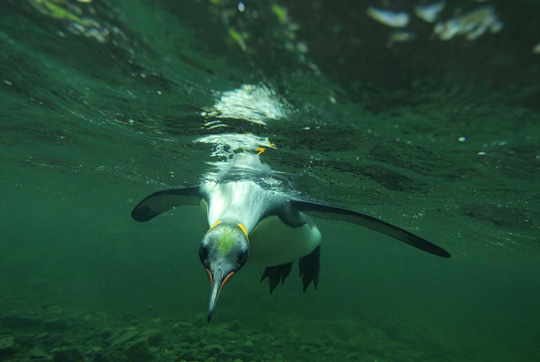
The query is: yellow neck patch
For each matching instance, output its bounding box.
[209,220,249,242]
[209,220,222,230]
[238,223,249,240]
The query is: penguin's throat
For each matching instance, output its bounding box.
[210,219,249,239]
[215,232,236,255]
[209,220,249,256]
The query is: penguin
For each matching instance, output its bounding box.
[131,174,451,322]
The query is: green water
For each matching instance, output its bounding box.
[1,1,539,361]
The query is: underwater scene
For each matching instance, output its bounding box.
[1,0,539,361]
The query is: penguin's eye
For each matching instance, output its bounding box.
[238,250,248,265]
[199,244,208,261]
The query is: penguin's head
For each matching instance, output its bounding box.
[199,220,249,322]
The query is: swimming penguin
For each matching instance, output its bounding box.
[131,170,450,322]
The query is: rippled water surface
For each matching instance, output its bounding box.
[1,1,539,361]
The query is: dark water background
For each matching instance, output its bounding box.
[1,0,539,361]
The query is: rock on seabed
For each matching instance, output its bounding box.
[124,338,154,362]
[0,335,16,356]
[52,347,85,362]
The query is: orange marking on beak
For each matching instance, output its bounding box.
[218,271,235,295]
[206,268,213,285]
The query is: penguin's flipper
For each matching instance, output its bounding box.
[260,262,293,294]
[131,187,201,222]
[299,246,320,292]
[290,200,450,258]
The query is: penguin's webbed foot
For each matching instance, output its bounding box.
[299,246,320,292]
[261,262,292,294]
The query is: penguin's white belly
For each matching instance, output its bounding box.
[202,180,279,232]
[247,215,321,267]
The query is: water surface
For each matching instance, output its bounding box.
[1,1,539,361]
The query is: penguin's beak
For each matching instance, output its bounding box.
[206,267,235,322]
